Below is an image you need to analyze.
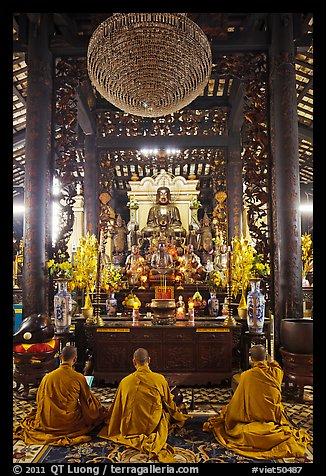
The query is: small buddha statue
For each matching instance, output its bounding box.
[125,245,146,287]
[149,241,175,284]
[178,244,204,284]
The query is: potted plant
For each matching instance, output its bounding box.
[230,235,254,318]
[100,262,123,295]
[100,262,123,317]
[47,252,74,281]
[301,233,313,286]
[70,232,98,318]
[231,236,271,318]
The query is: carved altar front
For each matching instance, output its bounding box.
[84,320,235,386]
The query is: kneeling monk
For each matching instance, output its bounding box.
[14,346,109,446]
[203,345,311,460]
[98,347,190,463]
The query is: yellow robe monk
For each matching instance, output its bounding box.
[97,365,190,463]
[203,360,312,460]
[14,363,109,446]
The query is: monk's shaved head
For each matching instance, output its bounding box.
[250,345,266,362]
[133,348,150,365]
[61,345,77,362]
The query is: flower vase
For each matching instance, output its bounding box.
[302,276,310,287]
[247,278,265,333]
[237,290,248,319]
[106,293,118,317]
[208,292,219,317]
[54,280,71,333]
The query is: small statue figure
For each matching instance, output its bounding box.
[150,241,174,271]
[198,212,215,265]
[127,221,140,250]
[125,245,146,287]
[215,243,228,270]
[112,214,128,265]
[112,214,128,255]
[149,241,175,283]
[186,224,199,251]
[178,244,204,284]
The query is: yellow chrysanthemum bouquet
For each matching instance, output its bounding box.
[69,232,98,309]
[47,253,74,280]
[231,235,254,310]
[100,263,123,294]
[301,233,313,279]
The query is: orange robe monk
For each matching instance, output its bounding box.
[98,348,190,463]
[203,354,312,460]
[14,353,108,446]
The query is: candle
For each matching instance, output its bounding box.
[188,302,195,322]
[14,254,18,277]
[132,303,140,322]
[227,246,232,283]
[99,228,104,249]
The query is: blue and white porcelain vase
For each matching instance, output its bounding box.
[106,293,118,317]
[208,292,219,317]
[54,280,71,333]
[247,278,265,333]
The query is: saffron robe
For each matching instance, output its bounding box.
[203,360,312,460]
[97,365,190,462]
[14,363,109,446]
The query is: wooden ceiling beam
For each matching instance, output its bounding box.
[13,130,26,148]
[297,77,313,103]
[76,84,96,135]
[211,31,269,54]
[228,78,245,133]
[243,13,267,32]
[298,124,313,142]
[48,31,270,57]
[97,135,229,149]
[94,96,230,112]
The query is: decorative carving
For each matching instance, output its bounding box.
[96,109,228,137]
[53,58,87,259]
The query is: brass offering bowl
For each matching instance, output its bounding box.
[150,299,176,325]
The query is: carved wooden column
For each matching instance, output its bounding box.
[23,14,53,318]
[227,137,243,241]
[84,134,99,236]
[269,13,303,355]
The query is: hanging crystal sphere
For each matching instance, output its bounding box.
[87,13,212,117]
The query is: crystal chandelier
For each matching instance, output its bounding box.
[87,13,212,117]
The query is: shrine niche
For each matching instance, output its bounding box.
[127,169,200,238]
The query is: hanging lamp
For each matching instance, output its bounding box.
[87,13,212,117]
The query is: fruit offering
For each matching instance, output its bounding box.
[122,293,141,308]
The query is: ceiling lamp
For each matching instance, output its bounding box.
[87,13,212,117]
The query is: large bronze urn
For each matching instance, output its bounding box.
[150,299,176,325]
[280,318,313,355]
